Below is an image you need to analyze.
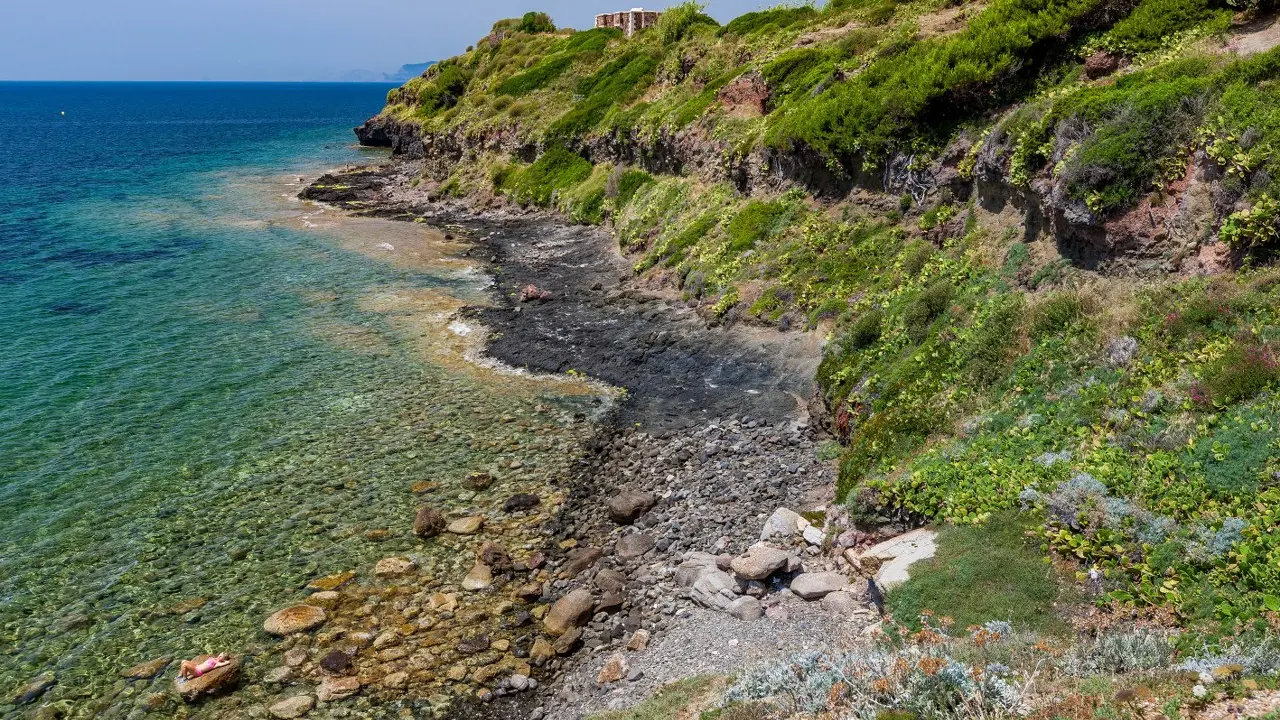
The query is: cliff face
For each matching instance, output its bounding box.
[356,107,1224,275]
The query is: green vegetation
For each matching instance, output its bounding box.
[887,514,1077,634]
[373,0,1280,638]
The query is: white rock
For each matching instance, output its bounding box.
[761,508,809,540]
[790,571,849,600]
[860,529,937,589]
[802,525,826,546]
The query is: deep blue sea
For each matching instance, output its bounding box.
[0,83,597,717]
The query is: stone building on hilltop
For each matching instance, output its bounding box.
[595,8,661,37]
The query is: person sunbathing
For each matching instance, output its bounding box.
[178,654,231,681]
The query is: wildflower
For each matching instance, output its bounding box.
[1193,683,1208,698]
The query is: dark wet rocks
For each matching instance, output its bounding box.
[413,506,447,537]
[12,673,56,705]
[318,649,353,675]
[503,493,542,513]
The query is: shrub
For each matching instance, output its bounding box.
[768,0,1109,162]
[506,145,593,205]
[550,51,659,137]
[1105,0,1229,55]
[725,200,791,254]
[719,5,817,37]
[612,169,655,208]
[1201,341,1280,406]
[652,2,719,44]
[843,307,885,351]
[902,279,953,340]
[517,11,556,34]
[416,62,472,118]
[762,48,838,109]
[1065,630,1176,675]
[1030,291,1090,339]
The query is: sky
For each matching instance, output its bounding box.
[0,1,783,82]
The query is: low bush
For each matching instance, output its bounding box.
[504,146,594,206]
[719,5,817,37]
[1201,341,1280,406]
[550,51,659,137]
[1105,0,1228,55]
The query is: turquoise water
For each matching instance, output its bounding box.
[0,83,599,717]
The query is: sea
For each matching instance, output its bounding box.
[0,82,604,717]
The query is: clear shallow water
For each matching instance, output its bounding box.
[0,83,602,716]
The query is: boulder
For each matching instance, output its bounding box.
[463,471,494,490]
[373,556,416,577]
[173,656,241,702]
[530,637,555,665]
[605,491,656,524]
[121,657,171,680]
[553,626,582,655]
[316,676,360,702]
[730,544,791,580]
[791,572,850,600]
[446,516,484,535]
[595,568,627,594]
[268,695,315,719]
[559,546,603,578]
[263,605,327,635]
[544,588,596,636]
[802,525,826,546]
[615,533,655,559]
[461,562,493,591]
[306,590,340,609]
[761,507,809,540]
[690,568,736,610]
[674,553,720,587]
[727,596,763,621]
[413,507,446,538]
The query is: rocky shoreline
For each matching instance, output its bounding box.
[133,160,921,720]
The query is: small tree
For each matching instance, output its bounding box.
[518,11,556,34]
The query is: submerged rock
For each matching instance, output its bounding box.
[121,656,172,680]
[317,676,360,702]
[447,515,484,535]
[12,673,55,705]
[263,605,327,635]
[268,694,315,718]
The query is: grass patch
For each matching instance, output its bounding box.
[586,676,722,720]
[886,514,1078,634]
